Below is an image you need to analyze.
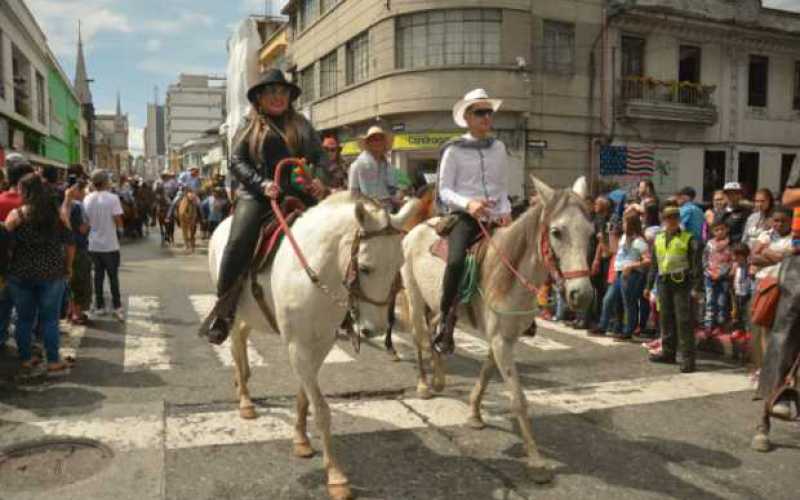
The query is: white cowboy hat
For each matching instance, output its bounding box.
[452,88,502,128]
[357,125,394,151]
[723,181,742,192]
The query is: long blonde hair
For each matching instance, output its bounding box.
[233,104,303,163]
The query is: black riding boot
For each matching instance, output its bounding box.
[201,197,271,345]
[432,307,458,355]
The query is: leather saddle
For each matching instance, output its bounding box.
[252,196,306,273]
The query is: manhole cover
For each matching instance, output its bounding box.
[0,438,113,492]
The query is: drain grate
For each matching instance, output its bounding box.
[0,438,113,492]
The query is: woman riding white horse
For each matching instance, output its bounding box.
[203,69,324,344]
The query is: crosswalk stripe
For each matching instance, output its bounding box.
[519,371,750,414]
[123,296,171,372]
[518,335,571,351]
[188,294,266,367]
[60,324,87,360]
[536,318,619,346]
[188,294,352,365]
[11,371,750,452]
[454,328,572,357]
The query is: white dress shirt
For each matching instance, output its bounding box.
[438,133,511,218]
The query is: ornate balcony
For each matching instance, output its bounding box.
[618,77,718,126]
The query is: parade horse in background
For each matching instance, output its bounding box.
[400,176,594,484]
[155,187,174,247]
[177,192,201,254]
[208,191,420,500]
[134,182,157,236]
[119,194,142,239]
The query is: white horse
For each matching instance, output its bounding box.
[209,192,419,500]
[401,176,594,483]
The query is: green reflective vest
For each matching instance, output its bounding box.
[655,230,692,274]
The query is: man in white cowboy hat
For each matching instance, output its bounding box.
[432,88,512,355]
[167,165,204,222]
[348,124,399,208]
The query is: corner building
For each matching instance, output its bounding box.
[281,0,606,197]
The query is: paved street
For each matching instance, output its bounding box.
[1,233,799,500]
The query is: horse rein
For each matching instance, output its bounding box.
[476,212,590,296]
[271,158,403,313]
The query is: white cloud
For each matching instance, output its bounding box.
[129,126,144,156]
[140,12,214,34]
[764,0,800,12]
[26,0,132,57]
[144,39,162,52]
[137,58,223,78]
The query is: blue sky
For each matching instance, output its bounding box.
[24,0,800,155]
[27,0,288,156]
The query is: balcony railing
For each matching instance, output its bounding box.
[619,76,718,125]
[621,77,716,107]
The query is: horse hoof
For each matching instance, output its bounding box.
[239,406,257,420]
[327,483,353,500]
[432,378,446,393]
[751,433,771,452]
[528,460,554,484]
[416,386,433,400]
[293,441,315,458]
[466,416,486,430]
[387,349,401,362]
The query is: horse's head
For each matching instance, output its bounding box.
[532,175,594,312]
[347,198,420,336]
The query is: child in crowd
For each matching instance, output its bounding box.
[703,220,733,334]
[731,243,752,339]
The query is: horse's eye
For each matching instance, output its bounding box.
[551,228,562,239]
[359,265,372,275]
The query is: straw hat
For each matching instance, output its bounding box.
[357,125,394,151]
[452,88,502,128]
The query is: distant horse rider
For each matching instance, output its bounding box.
[432,88,512,355]
[202,69,324,344]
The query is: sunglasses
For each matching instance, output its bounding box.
[366,135,386,143]
[262,85,291,97]
[471,108,494,118]
[324,147,339,152]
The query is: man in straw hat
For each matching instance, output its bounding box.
[647,203,703,372]
[348,125,398,208]
[432,88,512,355]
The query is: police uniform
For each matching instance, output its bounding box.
[648,207,703,372]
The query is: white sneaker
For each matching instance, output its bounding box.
[92,307,108,317]
[113,308,126,323]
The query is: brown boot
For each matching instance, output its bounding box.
[432,307,458,355]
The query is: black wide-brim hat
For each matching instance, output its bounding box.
[247,69,301,105]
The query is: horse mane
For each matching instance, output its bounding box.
[483,190,576,301]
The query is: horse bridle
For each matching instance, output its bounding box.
[539,220,591,282]
[344,224,404,311]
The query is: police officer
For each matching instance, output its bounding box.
[648,204,703,373]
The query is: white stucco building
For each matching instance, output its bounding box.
[165,74,226,167]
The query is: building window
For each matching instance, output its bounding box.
[396,9,501,69]
[346,31,369,85]
[320,0,338,15]
[11,44,32,118]
[543,21,575,74]
[298,0,319,32]
[621,36,645,78]
[781,154,797,192]
[0,29,4,100]
[679,45,701,83]
[748,55,768,108]
[320,50,337,97]
[738,152,760,198]
[794,62,800,111]
[297,65,315,106]
[35,71,45,124]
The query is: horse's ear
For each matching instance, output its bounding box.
[354,201,367,227]
[530,175,554,205]
[572,176,588,199]
[390,198,421,231]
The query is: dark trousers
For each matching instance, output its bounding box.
[588,259,609,325]
[757,254,800,400]
[90,251,121,309]
[440,213,480,313]
[659,277,694,359]
[217,197,275,299]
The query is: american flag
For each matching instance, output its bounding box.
[600,146,656,176]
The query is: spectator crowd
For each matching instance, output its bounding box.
[538,177,799,375]
[0,154,128,378]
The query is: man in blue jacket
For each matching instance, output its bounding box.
[676,186,705,242]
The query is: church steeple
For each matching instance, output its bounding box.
[74,21,93,105]
[116,91,122,116]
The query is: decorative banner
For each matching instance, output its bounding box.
[599,144,678,198]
